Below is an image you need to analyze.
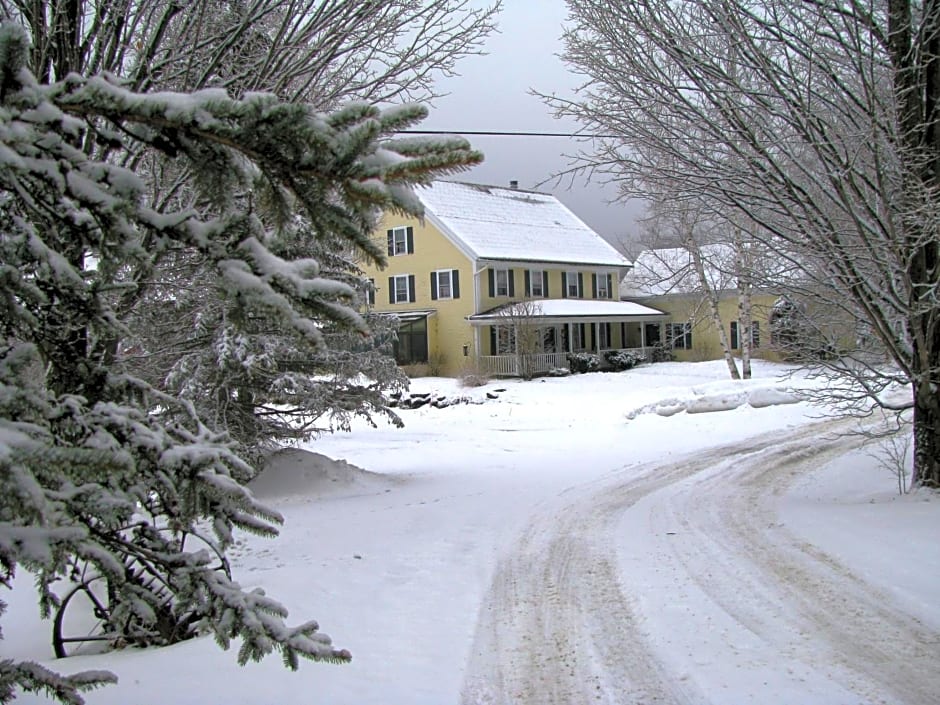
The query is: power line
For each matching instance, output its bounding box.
[396,129,618,139]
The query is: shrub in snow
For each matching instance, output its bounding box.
[648,343,674,363]
[604,350,645,371]
[548,367,571,377]
[567,352,601,374]
[0,21,483,702]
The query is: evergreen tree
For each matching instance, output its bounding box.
[0,19,481,704]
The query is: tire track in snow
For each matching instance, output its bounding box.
[651,426,940,704]
[459,423,834,705]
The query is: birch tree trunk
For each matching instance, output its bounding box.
[734,227,753,380]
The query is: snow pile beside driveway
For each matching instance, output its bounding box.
[626,378,803,419]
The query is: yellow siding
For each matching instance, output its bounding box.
[640,292,783,362]
[360,213,476,376]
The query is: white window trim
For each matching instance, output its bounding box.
[529,269,544,298]
[392,274,410,303]
[566,270,580,298]
[434,269,454,300]
[597,272,610,299]
[495,268,510,297]
[391,226,409,256]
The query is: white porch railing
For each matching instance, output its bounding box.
[477,347,654,377]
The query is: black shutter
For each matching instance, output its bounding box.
[488,269,495,297]
[387,230,394,256]
[430,272,438,300]
[508,269,515,297]
[524,270,531,297]
[621,322,626,347]
[730,322,739,349]
[592,273,598,299]
[579,323,586,349]
[752,321,760,348]
[607,274,613,299]
[489,326,497,355]
[605,323,611,347]
[406,226,414,254]
[577,273,584,298]
[408,274,416,303]
[542,271,549,297]
[452,270,460,299]
[592,322,597,349]
[388,276,395,304]
[561,272,568,298]
[368,278,375,306]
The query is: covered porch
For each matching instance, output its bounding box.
[468,299,669,378]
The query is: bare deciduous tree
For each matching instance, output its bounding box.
[549,0,940,486]
[495,299,544,380]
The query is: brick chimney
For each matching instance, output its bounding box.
[509,180,519,189]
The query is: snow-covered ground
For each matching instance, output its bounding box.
[5,360,939,704]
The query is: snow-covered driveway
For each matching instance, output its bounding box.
[6,361,938,705]
[462,417,940,704]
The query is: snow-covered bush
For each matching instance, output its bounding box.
[604,350,645,371]
[567,353,601,374]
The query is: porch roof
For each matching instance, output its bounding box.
[375,309,436,323]
[467,299,668,324]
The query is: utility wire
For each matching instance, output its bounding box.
[396,129,619,139]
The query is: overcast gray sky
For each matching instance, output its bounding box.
[418,0,646,252]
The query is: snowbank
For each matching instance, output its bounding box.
[249,448,392,500]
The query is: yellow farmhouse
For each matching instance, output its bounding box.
[361,181,669,377]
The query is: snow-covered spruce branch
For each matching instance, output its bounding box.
[0,13,484,702]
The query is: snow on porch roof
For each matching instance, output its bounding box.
[416,181,631,267]
[467,299,667,322]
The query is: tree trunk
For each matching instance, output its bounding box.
[735,232,753,380]
[912,376,940,487]
[689,239,740,380]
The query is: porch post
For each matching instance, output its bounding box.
[640,322,646,350]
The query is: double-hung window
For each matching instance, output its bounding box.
[389,274,415,304]
[387,226,414,256]
[529,269,544,297]
[564,271,580,298]
[489,267,514,297]
[496,269,509,297]
[431,269,460,300]
[595,272,612,299]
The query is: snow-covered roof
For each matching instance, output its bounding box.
[468,299,666,322]
[416,181,630,267]
[620,245,736,297]
[621,244,795,297]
